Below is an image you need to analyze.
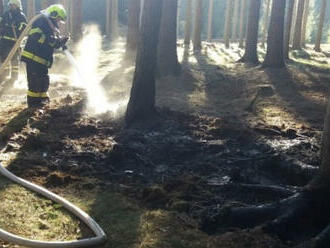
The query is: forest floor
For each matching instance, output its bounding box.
[0,39,329,248]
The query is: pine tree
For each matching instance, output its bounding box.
[184,0,192,46]
[111,0,119,40]
[193,0,203,50]
[232,0,240,41]
[224,0,233,48]
[70,0,82,42]
[284,0,295,59]
[314,0,327,52]
[126,0,141,57]
[239,0,261,64]
[126,0,163,125]
[262,0,286,68]
[239,0,247,48]
[261,0,271,48]
[157,0,180,76]
[0,0,3,14]
[26,0,35,20]
[301,0,309,47]
[207,0,214,41]
[292,0,305,50]
[41,0,51,10]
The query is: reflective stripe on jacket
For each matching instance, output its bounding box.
[0,10,27,43]
[21,15,60,68]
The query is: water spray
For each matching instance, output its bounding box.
[0,14,107,248]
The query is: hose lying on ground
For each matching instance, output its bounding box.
[0,15,107,248]
[0,163,107,248]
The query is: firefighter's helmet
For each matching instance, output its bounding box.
[45,4,67,22]
[8,0,22,9]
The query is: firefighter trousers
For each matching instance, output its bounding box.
[0,40,20,82]
[26,62,50,108]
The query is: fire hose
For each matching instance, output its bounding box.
[0,15,107,248]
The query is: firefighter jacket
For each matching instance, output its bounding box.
[21,15,62,68]
[0,9,27,43]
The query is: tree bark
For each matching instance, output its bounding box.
[314,0,327,52]
[301,0,309,47]
[207,0,214,41]
[292,0,305,50]
[41,0,52,10]
[0,0,3,15]
[239,0,261,64]
[106,0,111,37]
[184,0,192,46]
[239,0,247,48]
[106,0,119,40]
[139,0,145,26]
[284,0,295,59]
[232,0,240,41]
[224,0,233,48]
[125,0,163,125]
[261,0,271,48]
[319,90,330,184]
[71,0,82,42]
[126,0,141,57]
[58,0,70,35]
[262,0,286,68]
[111,0,119,40]
[26,0,36,20]
[157,0,180,77]
[193,0,203,51]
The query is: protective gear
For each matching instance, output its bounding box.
[44,4,67,22]
[8,0,22,9]
[58,36,69,48]
[26,62,49,107]
[21,13,67,108]
[0,6,26,82]
[21,16,62,68]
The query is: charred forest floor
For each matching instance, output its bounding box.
[0,41,329,247]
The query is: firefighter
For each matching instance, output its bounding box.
[0,0,27,83]
[21,4,69,108]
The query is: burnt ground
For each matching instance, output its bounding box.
[0,41,329,247]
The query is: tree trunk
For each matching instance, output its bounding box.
[239,0,261,64]
[140,0,145,26]
[157,0,180,77]
[0,0,3,15]
[125,0,163,125]
[314,0,327,52]
[232,0,240,41]
[126,0,141,57]
[177,0,181,37]
[26,0,36,20]
[106,0,111,37]
[292,0,305,50]
[262,0,286,68]
[207,0,214,41]
[184,0,192,46]
[193,0,203,51]
[301,0,309,47]
[239,0,247,48]
[261,0,271,48]
[106,0,119,40]
[58,0,70,35]
[224,0,233,48]
[284,0,295,59]
[71,0,82,42]
[41,0,51,10]
[111,0,119,40]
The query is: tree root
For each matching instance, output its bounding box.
[200,189,330,246]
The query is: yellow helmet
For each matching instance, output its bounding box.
[45,4,67,22]
[8,0,22,9]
